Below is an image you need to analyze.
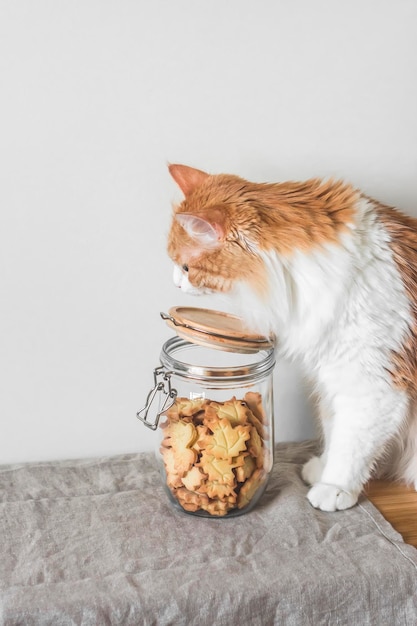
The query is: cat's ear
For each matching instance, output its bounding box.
[168,164,209,196]
[175,213,223,247]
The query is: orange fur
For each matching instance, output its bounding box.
[375,202,417,397]
[167,164,359,296]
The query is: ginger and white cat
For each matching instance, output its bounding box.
[166,163,417,512]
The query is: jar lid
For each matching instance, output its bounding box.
[160,307,275,353]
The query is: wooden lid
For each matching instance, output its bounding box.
[160,307,275,353]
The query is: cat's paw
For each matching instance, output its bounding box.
[301,455,324,486]
[307,483,358,512]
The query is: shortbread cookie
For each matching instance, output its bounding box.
[204,418,251,459]
[237,469,266,509]
[160,419,198,475]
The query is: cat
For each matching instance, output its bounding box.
[166,163,417,512]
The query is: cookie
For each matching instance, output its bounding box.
[181,465,206,491]
[204,418,251,460]
[201,498,236,517]
[247,425,264,469]
[207,398,250,427]
[160,419,198,475]
[198,451,238,486]
[237,469,266,509]
[244,392,267,424]
[235,454,256,483]
[176,487,209,512]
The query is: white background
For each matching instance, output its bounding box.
[1,1,416,463]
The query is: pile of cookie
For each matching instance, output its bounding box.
[159,392,269,516]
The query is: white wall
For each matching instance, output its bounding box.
[1,1,416,464]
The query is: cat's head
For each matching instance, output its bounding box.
[167,164,269,297]
[166,163,358,323]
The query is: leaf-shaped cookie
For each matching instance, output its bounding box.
[161,420,198,475]
[160,447,183,489]
[204,398,249,427]
[179,397,206,416]
[200,480,237,500]
[201,498,235,517]
[216,398,250,426]
[245,409,266,441]
[202,403,222,430]
[192,425,211,452]
[235,454,256,482]
[244,392,266,423]
[181,466,206,491]
[248,424,264,468]
[199,451,238,486]
[237,469,266,509]
[205,418,251,460]
[164,396,206,420]
[176,487,209,512]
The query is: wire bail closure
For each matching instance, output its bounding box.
[136,366,177,430]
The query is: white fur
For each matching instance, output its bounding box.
[232,198,415,510]
[173,264,207,295]
[172,198,417,510]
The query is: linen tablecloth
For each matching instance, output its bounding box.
[1,440,417,625]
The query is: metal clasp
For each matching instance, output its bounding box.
[136,366,177,430]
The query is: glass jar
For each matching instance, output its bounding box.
[137,309,276,518]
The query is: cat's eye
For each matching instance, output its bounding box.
[182,264,189,273]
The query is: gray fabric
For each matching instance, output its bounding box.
[1,440,416,626]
